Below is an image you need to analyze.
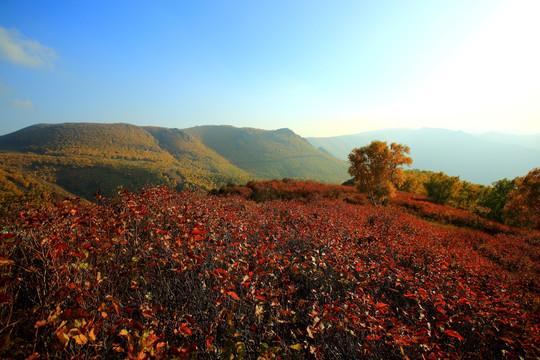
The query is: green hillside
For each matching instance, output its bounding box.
[0,122,175,163]
[0,123,348,201]
[0,153,175,201]
[143,126,253,188]
[185,125,348,183]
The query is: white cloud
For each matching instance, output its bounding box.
[0,26,58,67]
[9,99,35,110]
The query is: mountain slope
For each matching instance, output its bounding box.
[471,131,540,151]
[308,128,540,185]
[143,126,253,187]
[0,122,175,162]
[185,125,348,183]
[0,123,348,200]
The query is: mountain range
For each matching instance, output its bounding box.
[0,123,348,200]
[1,123,538,202]
[307,128,540,185]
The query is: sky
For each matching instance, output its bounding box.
[0,0,539,137]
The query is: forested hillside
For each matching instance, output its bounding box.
[184,126,348,182]
[0,123,348,202]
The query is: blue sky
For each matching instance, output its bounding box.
[1,1,539,137]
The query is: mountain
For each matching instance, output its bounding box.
[183,125,347,182]
[307,128,540,185]
[470,131,540,151]
[0,123,348,201]
[0,122,173,161]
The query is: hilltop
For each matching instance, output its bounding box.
[0,122,348,201]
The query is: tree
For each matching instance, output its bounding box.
[348,141,412,206]
[504,168,540,230]
[452,181,485,210]
[475,178,516,222]
[398,169,430,195]
[424,172,460,205]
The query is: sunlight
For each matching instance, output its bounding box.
[373,0,540,132]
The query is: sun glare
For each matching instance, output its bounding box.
[365,1,540,133]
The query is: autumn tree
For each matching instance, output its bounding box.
[424,172,460,205]
[348,140,412,206]
[504,168,540,230]
[398,169,430,195]
[452,181,485,210]
[475,178,516,222]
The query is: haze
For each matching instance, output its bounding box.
[1,0,539,137]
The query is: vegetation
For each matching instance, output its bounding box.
[505,168,540,230]
[0,123,349,201]
[185,126,349,183]
[214,179,521,235]
[214,178,364,204]
[0,153,176,200]
[475,178,516,222]
[1,123,539,358]
[1,185,538,359]
[396,168,538,230]
[348,141,412,206]
[423,172,461,205]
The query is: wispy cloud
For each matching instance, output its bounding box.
[0,26,58,67]
[9,99,35,110]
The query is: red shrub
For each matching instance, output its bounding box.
[1,186,538,359]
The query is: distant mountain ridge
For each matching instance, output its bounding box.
[307,128,540,185]
[0,122,348,200]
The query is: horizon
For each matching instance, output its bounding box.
[1,1,540,137]
[1,121,539,139]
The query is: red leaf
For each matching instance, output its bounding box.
[444,329,464,341]
[211,268,228,278]
[457,298,470,305]
[366,334,382,340]
[206,335,214,349]
[178,323,192,336]
[374,302,389,312]
[191,228,206,235]
[227,291,240,300]
[142,334,160,348]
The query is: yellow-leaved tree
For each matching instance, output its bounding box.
[504,168,540,230]
[348,140,412,206]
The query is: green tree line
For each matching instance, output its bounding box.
[398,168,539,230]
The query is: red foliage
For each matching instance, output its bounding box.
[216,178,361,203]
[0,186,538,359]
[392,191,517,234]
